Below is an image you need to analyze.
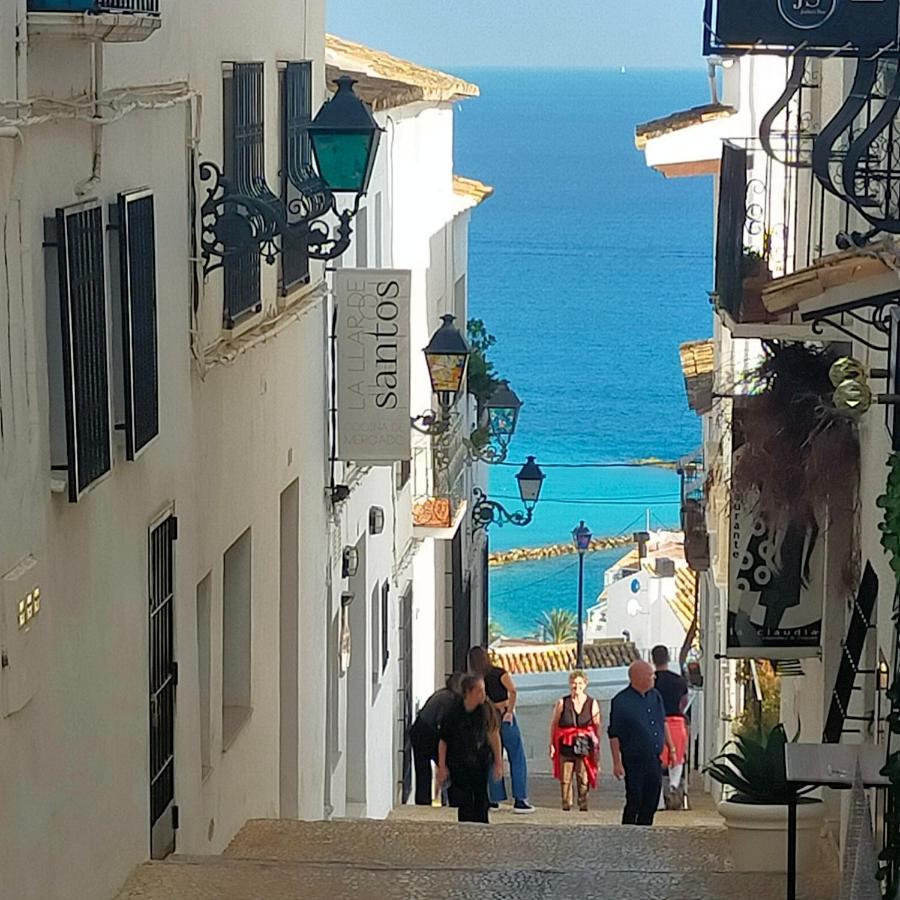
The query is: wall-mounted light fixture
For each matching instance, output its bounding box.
[411,315,471,435]
[369,506,385,535]
[342,546,360,578]
[472,456,546,531]
[200,75,383,275]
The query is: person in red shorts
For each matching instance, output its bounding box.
[652,645,688,810]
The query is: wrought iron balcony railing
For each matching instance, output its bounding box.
[714,136,870,324]
[680,466,710,574]
[28,0,160,12]
[411,421,468,532]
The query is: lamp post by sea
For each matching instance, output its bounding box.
[572,520,592,668]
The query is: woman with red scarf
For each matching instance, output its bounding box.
[549,670,601,811]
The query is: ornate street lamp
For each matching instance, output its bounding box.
[307,76,382,195]
[465,380,524,464]
[572,520,593,667]
[472,456,546,530]
[412,315,471,435]
[200,75,383,275]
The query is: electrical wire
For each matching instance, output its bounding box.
[489,557,581,599]
[494,459,679,469]
[492,493,678,506]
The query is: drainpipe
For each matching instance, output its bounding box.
[75,40,103,197]
[707,59,720,105]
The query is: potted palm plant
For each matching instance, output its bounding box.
[706,723,823,872]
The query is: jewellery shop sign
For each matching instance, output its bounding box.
[335,269,412,464]
[713,0,900,55]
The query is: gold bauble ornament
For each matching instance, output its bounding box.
[829,356,867,387]
[833,378,873,415]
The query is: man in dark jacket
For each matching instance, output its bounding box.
[609,660,676,826]
[409,673,462,804]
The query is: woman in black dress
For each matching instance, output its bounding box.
[436,675,503,823]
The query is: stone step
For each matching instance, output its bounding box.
[114,853,820,900]
[225,818,734,873]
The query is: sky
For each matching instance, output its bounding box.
[325,0,708,70]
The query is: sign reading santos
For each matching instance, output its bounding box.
[335,269,412,464]
[714,0,900,55]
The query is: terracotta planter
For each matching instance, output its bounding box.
[717,798,824,873]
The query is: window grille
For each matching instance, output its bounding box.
[280,61,313,293]
[115,189,158,458]
[52,201,112,501]
[223,62,266,326]
[99,0,160,11]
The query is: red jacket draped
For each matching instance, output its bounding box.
[552,723,600,788]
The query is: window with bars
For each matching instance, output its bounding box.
[280,61,313,294]
[50,201,112,502]
[223,62,266,327]
[114,189,158,459]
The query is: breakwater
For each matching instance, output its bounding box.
[488,533,636,568]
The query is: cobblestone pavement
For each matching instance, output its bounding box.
[115,779,840,900]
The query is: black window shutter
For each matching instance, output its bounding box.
[55,201,112,501]
[281,61,313,293]
[224,62,264,327]
[117,189,159,459]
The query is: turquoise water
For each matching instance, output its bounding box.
[453,68,713,638]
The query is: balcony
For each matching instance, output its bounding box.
[28,0,161,42]
[411,423,468,539]
[713,137,871,328]
[679,459,709,573]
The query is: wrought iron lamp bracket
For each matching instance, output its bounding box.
[463,437,510,465]
[471,486,534,531]
[199,162,366,275]
[199,161,285,278]
[285,166,362,261]
[411,409,454,436]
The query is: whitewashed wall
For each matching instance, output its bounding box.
[0,3,332,899]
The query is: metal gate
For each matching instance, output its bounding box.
[397,585,414,803]
[149,513,177,858]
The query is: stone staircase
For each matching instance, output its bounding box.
[114,817,840,900]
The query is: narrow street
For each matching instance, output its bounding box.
[115,776,839,900]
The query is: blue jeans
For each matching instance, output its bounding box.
[489,715,529,802]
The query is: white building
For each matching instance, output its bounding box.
[0,6,491,899]
[320,35,492,819]
[587,531,697,662]
[637,15,897,856]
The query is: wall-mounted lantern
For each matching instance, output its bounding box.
[412,315,471,435]
[199,75,383,277]
[472,456,546,531]
[342,545,360,579]
[369,506,385,535]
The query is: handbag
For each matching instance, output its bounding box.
[571,734,593,757]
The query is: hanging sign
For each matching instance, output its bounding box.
[335,269,411,464]
[727,485,824,658]
[712,0,900,56]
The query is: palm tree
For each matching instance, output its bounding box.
[538,608,577,644]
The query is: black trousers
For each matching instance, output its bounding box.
[447,761,491,823]
[409,719,438,806]
[622,758,662,826]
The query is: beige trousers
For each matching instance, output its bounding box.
[561,758,589,809]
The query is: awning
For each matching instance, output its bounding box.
[679,339,715,414]
[635,103,736,178]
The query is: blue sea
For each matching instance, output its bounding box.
[453,68,713,638]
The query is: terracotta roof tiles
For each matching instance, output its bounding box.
[326,35,479,111]
[489,639,640,675]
